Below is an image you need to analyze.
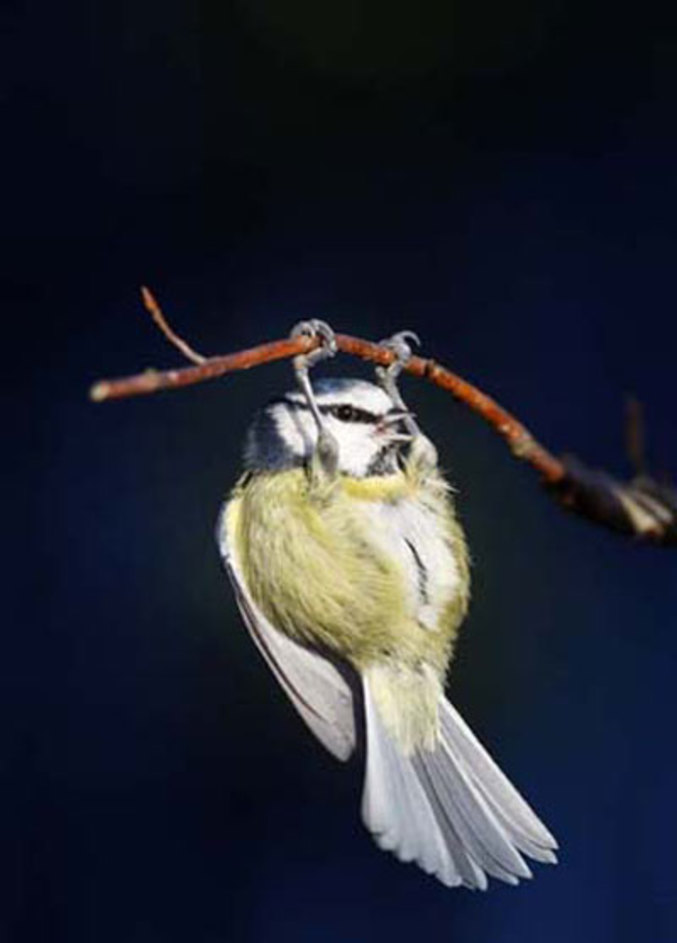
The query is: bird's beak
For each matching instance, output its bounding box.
[376,409,415,444]
[386,432,415,444]
[378,409,415,429]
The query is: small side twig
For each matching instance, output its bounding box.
[89,288,677,546]
[140,286,206,365]
[625,395,646,476]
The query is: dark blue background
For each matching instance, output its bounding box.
[5,1,677,941]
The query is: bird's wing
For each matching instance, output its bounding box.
[218,500,357,761]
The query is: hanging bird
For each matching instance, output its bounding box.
[217,321,557,888]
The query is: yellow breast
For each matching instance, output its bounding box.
[225,465,469,676]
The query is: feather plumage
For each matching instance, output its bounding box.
[362,670,558,888]
[219,500,357,761]
[218,377,557,889]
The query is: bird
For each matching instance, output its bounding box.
[217,320,558,889]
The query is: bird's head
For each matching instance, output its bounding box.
[244,378,413,477]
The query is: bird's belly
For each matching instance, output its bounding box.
[230,469,467,671]
[359,497,461,631]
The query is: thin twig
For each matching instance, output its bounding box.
[625,395,646,476]
[89,288,677,545]
[141,285,206,364]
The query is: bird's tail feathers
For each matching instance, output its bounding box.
[361,670,558,889]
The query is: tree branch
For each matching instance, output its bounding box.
[89,288,676,546]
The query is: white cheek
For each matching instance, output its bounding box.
[276,408,316,459]
[334,424,381,477]
[276,409,385,476]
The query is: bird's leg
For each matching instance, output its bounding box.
[376,331,438,470]
[290,319,339,478]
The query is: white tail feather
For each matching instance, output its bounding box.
[361,679,558,889]
[439,700,558,862]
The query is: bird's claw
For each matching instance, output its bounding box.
[378,330,421,367]
[376,330,421,386]
[378,330,421,381]
[290,319,337,368]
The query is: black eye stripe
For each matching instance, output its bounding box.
[270,396,382,424]
[320,404,380,423]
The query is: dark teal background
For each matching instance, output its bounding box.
[5,1,677,941]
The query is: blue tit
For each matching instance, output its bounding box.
[217,321,557,889]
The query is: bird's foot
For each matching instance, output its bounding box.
[289,319,339,478]
[290,319,337,373]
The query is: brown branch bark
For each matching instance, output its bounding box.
[89,289,677,546]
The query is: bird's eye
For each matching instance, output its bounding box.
[334,405,356,422]
[324,403,377,423]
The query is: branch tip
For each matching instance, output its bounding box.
[89,381,110,403]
